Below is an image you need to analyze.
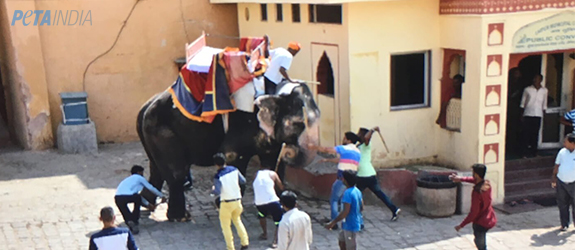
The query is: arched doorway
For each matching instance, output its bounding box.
[506,53,567,159]
[317,52,335,96]
[311,44,339,147]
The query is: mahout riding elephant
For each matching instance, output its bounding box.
[137,82,320,221]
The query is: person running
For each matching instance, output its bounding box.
[325,170,363,250]
[450,164,497,250]
[277,191,313,250]
[253,164,284,248]
[211,153,249,250]
[89,206,138,250]
[551,133,575,231]
[115,165,166,234]
[308,132,361,230]
[356,126,401,221]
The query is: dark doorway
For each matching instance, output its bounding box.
[316,51,334,96]
[517,55,542,89]
[0,67,12,147]
[506,55,542,159]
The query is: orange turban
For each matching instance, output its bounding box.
[288,42,301,52]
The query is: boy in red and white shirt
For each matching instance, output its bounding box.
[450,164,497,250]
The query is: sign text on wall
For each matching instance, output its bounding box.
[512,11,575,53]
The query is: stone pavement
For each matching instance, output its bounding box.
[0,142,574,250]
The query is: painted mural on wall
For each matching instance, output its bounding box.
[512,11,575,53]
[488,23,504,46]
[484,143,499,164]
[485,85,501,107]
[440,0,575,14]
[487,55,503,77]
[485,114,500,136]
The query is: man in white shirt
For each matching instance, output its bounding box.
[115,165,166,234]
[277,191,313,250]
[253,165,284,248]
[551,133,575,231]
[211,153,249,250]
[520,74,548,158]
[263,35,301,94]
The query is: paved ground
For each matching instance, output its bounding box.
[0,143,574,250]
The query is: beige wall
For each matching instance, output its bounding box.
[236,3,351,142]
[478,9,575,203]
[348,0,442,168]
[0,0,238,146]
[437,16,483,171]
[0,0,53,150]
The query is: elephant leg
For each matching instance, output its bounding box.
[167,178,190,222]
[144,128,191,221]
[140,161,164,205]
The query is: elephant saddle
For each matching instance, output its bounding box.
[169,47,267,123]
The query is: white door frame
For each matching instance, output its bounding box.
[311,43,340,147]
[539,53,567,149]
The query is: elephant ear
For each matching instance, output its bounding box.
[255,95,281,138]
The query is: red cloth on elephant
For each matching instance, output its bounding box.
[180,67,207,102]
[219,50,254,94]
[169,45,268,123]
[239,37,265,53]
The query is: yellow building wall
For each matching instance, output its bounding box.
[347,0,442,167]
[38,0,238,143]
[437,16,483,173]
[236,3,351,143]
[477,9,575,204]
[0,0,53,150]
[1,0,238,146]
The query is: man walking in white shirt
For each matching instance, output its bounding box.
[253,165,284,248]
[520,74,548,158]
[551,133,575,231]
[277,191,313,250]
[211,153,249,250]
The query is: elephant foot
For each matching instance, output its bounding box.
[167,210,192,222]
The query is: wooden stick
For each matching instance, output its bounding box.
[302,106,308,129]
[274,143,287,172]
[377,131,390,153]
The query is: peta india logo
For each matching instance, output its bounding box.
[11,10,92,26]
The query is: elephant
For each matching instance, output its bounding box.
[136,81,320,221]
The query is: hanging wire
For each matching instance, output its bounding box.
[206,33,242,40]
[82,0,140,92]
[179,0,191,43]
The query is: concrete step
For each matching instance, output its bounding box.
[505,179,552,193]
[505,168,553,184]
[505,156,555,171]
[504,189,555,203]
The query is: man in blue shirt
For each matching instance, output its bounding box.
[115,165,166,234]
[561,109,575,134]
[325,170,363,250]
[308,132,361,230]
[89,206,138,250]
